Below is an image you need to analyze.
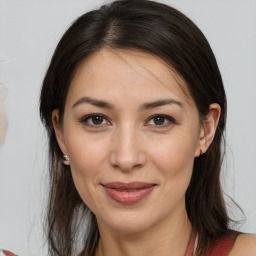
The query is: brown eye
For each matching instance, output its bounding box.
[153,116,165,125]
[146,114,176,128]
[81,114,110,127]
[91,115,104,125]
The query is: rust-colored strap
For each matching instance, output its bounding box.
[208,233,239,256]
[185,232,239,256]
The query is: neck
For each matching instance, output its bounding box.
[95,205,192,256]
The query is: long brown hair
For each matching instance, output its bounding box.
[40,1,234,255]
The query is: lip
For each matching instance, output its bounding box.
[102,182,156,205]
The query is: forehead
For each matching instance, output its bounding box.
[68,48,193,106]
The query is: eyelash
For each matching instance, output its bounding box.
[80,114,177,129]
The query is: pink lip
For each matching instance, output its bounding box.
[102,182,156,205]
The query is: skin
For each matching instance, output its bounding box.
[229,234,256,256]
[53,48,222,256]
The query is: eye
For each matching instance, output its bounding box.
[146,115,176,128]
[80,114,110,127]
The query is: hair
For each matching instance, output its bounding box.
[40,0,233,255]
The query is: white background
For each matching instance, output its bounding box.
[0,0,255,255]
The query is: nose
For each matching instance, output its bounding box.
[109,124,146,172]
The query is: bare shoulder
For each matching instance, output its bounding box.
[229,233,256,256]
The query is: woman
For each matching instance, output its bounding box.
[39,0,256,255]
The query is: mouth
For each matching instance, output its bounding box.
[102,182,156,204]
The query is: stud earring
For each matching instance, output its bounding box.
[62,154,70,165]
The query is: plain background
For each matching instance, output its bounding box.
[0,0,255,255]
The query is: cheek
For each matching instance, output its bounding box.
[66,131,108,173]
[149,133,197,178]
[64,132,110,199]
[149,135,197,210]
[65,134,109,210]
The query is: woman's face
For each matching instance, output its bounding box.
[53,48,205,234]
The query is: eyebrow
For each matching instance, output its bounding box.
[72,96,114,109]
[72,96,183,110]
[140,99,183,110]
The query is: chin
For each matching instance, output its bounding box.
[97,208,163,235]
[108,220,153,235]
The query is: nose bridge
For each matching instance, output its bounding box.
[110,121,145,171]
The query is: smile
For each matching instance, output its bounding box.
[102,182,156,204]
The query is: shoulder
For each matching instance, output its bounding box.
[229,233,256,256]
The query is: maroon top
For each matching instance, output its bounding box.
[208,234,238,255]
[185,233,238,256]
[0,233,238,256]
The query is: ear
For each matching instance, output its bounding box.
[52,109,67,155]
[195,103,221,157]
